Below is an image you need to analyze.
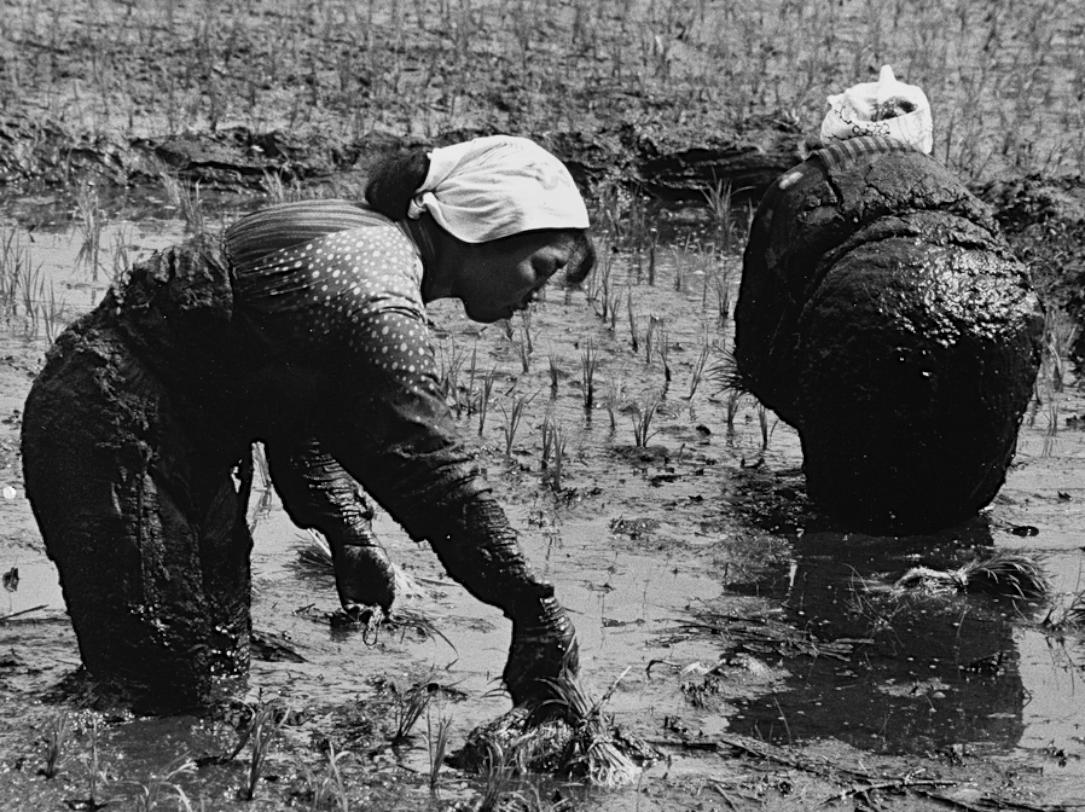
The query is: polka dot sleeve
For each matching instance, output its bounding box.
[322,306,492,543]
[229,205,490,540]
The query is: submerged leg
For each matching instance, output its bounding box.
[21,319,253,712]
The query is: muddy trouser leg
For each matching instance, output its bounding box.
[264,436,396,612]
[20,323,253,712]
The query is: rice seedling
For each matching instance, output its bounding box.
[80,714,105,809]
[478,367,497,437]
[426,707,452,792]
[715,271,733,328]
[313,743,351,812]
[686,344,711,400]
[0,230,55,338]
[656,324,671,386]
[465,344,479,414]
[390,683,432,746]
[475,744,513,812]
[0,231,23,322]
[130,760,197,812]
[631,394,661,448]
[603,379,623,432]
[580,338,597,410]
[241,700,289,801]
[540,413,567,492]
[626,290,638,353]
[159,172,206,235]
[500,393,533,459]
[262,170,286,203]
[206,698,290,801]
[725,389,743,439]
[74,180,104,280]
[643,316,656,365]
[295,528,336,573]
[594,250,615,324]
[547,354,560,399]
[606,286,621,331]
[895,551,1050,600]
[540,412,555,471]
[40,711,72,778]
[1040,307,1079,396]
[591,179,629,245]
[518,310,536,373]
[1042,395,1060,458]
[438,339,467,416]
[700,257,712,312]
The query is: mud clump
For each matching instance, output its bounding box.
[976,173,1085,361]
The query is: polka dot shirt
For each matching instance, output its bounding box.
[224,201,482,527]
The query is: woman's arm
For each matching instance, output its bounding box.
[264,436,397,614]
[318,307,579,704]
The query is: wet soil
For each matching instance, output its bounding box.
[0,218,1082,811]
[2,2,1085,810]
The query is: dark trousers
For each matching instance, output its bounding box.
[21,311,253,712]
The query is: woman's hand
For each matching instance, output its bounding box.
[503,594,580,707]
[333,544,397,615]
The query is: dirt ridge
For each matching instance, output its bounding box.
[2,113,1083,359]
[0,113,803,201]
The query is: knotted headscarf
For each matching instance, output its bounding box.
[820,65,934,154]
[406,135,590,243]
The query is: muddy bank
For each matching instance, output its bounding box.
[0,112,804,204]
[4,114,1083,360]
[980,174,1085,359]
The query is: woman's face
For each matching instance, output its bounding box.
[455,230,582,323]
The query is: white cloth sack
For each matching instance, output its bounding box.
[407,135,590,243]
[819,65,933,154]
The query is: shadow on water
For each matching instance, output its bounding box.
[703,464,1046,755]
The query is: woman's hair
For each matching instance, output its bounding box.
[565,230,596,286]
[364,150,431,220]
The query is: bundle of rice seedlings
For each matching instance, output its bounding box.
[295,529,335,572]
[451,668,656,787]
[894,551,1049,600]
[295,530,423,598]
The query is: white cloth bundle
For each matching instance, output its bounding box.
[819,65,933,154]
[407,135,590,243]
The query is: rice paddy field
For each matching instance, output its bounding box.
[1,1,1084,810]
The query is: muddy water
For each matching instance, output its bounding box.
[1,211,1084,808]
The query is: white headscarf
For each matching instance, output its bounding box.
[406,135,590,243]
[819,65,934,154]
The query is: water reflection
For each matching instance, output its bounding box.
[718,469,1037,755]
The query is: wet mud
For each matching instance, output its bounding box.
[0,215,1082,810]
[2,1,1085,807]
